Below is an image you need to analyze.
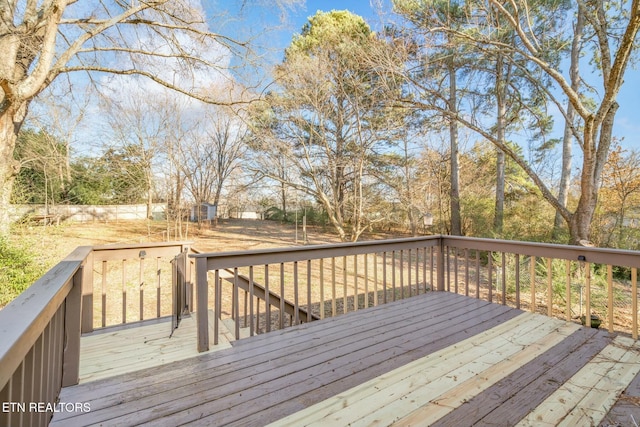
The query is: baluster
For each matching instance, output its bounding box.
[307,260,312,321]
[156,257,161,318]
[475,251,480,299]
[279,263,285,329]
[454,248,458,294]
[320,259,325,319]
[383,252,388,304]
[331,258,337,316]
[122,259,127,324]
[530,256,536,312]
[515,254,520,309]
[547,258,553,317]
[608,265,614,332]
[565,260,572,322]
[101,260,107,328]
[249,266,255,336]
[392,251,396,301]
[293,261,300,325]
[632,267,637,340]
[501,253,506,306]
[265,265,271,333]
[364,254,369,308]
[464,248,469,297]
[139,256,144,321]
[343,256,348,313]
[354,255,358,310]
[374,253,379,306]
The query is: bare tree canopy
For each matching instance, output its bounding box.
[0,0,298,235]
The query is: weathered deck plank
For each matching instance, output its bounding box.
[432,326,611,426]
[272,314,579,426]
[52,293,515,426]
[57,291,455,407]
[50,292,640,427]
[602,358,640,426]
[516,336,640,427]
[77,310,230,383]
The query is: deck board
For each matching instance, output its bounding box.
[602,357,640,425]
[273,315,579,426]
[517,336,640,427]
[50,292,640,427]
[77,311,230,383]
[432,327,611,426]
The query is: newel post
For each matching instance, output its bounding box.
[437,238,445,292]
[63,252,92,387]
[196,257,209,352]
[183,246,193,313]
[81,250,94,333]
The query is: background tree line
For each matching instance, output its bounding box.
[245,4,640,248]
[4,1,640,250]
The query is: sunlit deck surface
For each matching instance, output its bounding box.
[51,292,640,426]
[76,310,231,383]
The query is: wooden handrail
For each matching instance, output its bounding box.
[441,236,640,268]
[0,246,91,390]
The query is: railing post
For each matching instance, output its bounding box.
[62,259,85,387]
[81,251,94,333]
[437,238,445,291]
[183,246,193,313]
[196,257,209,352]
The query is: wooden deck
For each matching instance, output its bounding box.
[51,292,640,426]
[77,311,237,383]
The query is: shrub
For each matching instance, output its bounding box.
[0,238,46,308]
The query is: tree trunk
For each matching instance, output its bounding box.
[0,103,28,236]
[570,101,618,244]
[494,54,507,235]
[448,58,462,236]
[553,111,574,239]
[553,7,583,240]
[281,184,287,221]
[495,149,505,234]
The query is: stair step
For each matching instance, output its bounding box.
[221,318,251,341]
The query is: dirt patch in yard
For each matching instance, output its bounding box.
[9,218,346,267]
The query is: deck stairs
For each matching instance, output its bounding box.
[218,268,320,323]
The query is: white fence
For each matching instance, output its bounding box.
[10,204,167,223]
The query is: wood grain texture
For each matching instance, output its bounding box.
[49,292,640,427]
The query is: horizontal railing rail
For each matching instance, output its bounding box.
[192,235,640,351]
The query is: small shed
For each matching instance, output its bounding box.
[190,203,217,222]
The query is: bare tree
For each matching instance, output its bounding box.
[180,107,248,217]
[0,0,299,235]
[102,93,177,218]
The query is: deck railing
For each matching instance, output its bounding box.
[440,236,640,338]
[192,235,640,351]
[82,242,192,332]
[0,242,190,427]
[192,237,442,351]
[2,234,640,425]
